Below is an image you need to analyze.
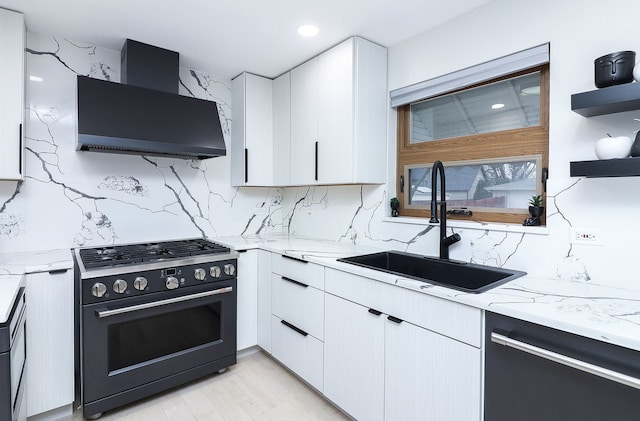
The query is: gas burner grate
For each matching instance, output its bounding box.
[78,238,231,269]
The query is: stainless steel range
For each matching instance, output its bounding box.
[74,238,238,420]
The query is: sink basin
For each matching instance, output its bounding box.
[337,251,526,293]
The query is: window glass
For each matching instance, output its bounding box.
[406,156,540,213]
[410,72,541,143]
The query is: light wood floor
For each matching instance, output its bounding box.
[64,350,351,421]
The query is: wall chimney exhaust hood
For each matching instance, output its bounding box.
[76,40,226,160]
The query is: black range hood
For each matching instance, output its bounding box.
[76,40,226,160]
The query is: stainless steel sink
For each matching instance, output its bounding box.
[337,251,526,293]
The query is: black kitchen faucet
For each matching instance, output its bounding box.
[429,160,461,259]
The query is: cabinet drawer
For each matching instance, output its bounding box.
[271,315,323,392]
[325,268,482,347]
[272,273,324,340]
[271,253,324,290]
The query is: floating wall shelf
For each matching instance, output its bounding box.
[571,83,640,117]
[570,157,640,177]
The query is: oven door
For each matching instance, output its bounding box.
[81,279,236,405]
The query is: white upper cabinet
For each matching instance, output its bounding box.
[231,72,274,186]
[272,72,291,186]
[232,36,387,187]
[290,57,320,185]
[317,37,387,184]
[290,37,388,185]
[0,8,25,181]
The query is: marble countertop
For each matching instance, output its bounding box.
[0,274,25,324]
[0,248,73,276]
[216,234,640,352]
[0,248,73,324]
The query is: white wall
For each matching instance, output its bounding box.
[284,0,640,291]
[0,32,284,253]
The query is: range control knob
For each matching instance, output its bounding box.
[166,276,179,290]
[194,268,206,281]
[113,279,128,294]
[210,266,221,278]
[133,276,148,291]
[224,264,236,276]
[91,282,107,298]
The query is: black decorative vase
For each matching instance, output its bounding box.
[631,132,640,157]
[523,206,544,226]
[390,201,400,217]
[528,206,544,218]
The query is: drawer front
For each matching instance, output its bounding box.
[271,254,324,290]
[271,315,323,392]
[272,274,324,340]
[325,268,482,347]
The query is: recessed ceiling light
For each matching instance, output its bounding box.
[491,103,505,110]
[520,86,540,96]
[30,75,43,82]
[297,24,319,37]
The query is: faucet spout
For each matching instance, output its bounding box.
[430,160,461,259]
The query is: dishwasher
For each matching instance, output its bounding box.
[485,311,640,421]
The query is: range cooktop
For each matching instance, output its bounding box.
[77,238,231,269]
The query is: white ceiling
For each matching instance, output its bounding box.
[0,0,492,79]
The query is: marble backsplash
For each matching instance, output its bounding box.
[1,31,638,292]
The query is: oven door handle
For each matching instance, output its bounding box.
[95,286,233,318]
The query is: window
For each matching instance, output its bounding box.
[395,64,549,225]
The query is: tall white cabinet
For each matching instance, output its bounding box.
[0,8,25,181]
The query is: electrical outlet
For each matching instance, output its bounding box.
[570,228,602,246]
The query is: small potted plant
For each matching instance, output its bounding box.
[390,197,400,217]
[523,195,544,226]
[528,195,544,217]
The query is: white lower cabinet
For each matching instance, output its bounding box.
[269,253,325,392]
[324,293,385,421]
[271,315,324,391]
[26,268,74,418]
[384,317,481,421]
[256,250,272,352]
[324,268,483,421]
[236,250,259,351]
[260,257,483,421]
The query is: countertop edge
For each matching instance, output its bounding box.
[216,234,640,353]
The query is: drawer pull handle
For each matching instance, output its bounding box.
[281,319,308,337]
[48,269,69,275]
[387,315,403,324]
[368,308,382,316]
[282,255,307,264]
[281,276,308,288]
[491,332,640,391]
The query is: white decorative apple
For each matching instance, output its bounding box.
[595,135,632,159]
[634,62,640,82]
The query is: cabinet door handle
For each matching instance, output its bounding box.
[244,148,248,183]
[48,269,69,275]
[281,276,308,288]
[387,315,403,324]
[491,332,640,391]
[282,255,307,264]
[368,308,382,316]
[281,319,308,337]
[314,141,318,181]
[18,123,23,176]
